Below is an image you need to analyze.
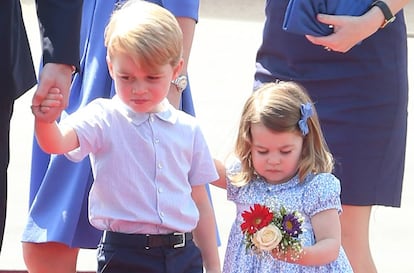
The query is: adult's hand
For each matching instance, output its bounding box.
[305,13,379,53]
[31,63,74,123]
[305,0,409,53]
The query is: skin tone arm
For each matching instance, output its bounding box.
[168,17,196,108]
[210,159,227,189]
[33,88,79,155]
[191,185,222,273]
[306,0,410,52]
[271,209,342,266]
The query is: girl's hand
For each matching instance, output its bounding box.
[271,247,304,264]
[305,11,381,53]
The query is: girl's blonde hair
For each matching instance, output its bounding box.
[232,81,334,186]
[104,0,183,70]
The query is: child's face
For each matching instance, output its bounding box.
[107,52,182,113]
[250,123,303,184]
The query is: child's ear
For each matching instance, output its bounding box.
[106,55,114,78]
[172,58,184,79]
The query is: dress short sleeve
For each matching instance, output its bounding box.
[162,0,199,21]
[302,173,343,217]
[225,160,244,202]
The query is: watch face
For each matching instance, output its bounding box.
[178,77,187,89]
[174,75,188,92]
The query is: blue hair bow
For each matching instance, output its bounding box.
[298,103,313,136]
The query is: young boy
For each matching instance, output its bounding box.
[32,1,221,272]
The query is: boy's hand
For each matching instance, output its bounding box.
[32,63,73,122]
[31,87,64,122]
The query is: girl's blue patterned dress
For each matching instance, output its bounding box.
[223,169,353,273]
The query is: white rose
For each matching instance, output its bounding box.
[252,224,282,251]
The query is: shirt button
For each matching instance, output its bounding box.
[158,163,162,169]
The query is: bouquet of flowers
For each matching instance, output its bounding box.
[240,203,304,260]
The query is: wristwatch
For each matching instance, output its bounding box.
[371,0,395,28]
[171,75,188,93]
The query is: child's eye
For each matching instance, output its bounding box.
[119,75,132,81]
[148,75,161,81]
[280,150,292,155]
[257,150,268,155]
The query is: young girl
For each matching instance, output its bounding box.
[32,1,221,273]
[213,81,353,272]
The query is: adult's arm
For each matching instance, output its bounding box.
[36,0,83,69]
[164,0,199,108]
[32,0,83,122]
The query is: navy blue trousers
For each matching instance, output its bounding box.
[97,232,203,273]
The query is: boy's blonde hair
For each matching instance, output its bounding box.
[104,0,183,70]
[232,81,334,186]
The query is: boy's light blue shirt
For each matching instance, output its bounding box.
[63,96,218,234]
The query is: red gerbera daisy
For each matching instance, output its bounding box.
[240,204,274,235]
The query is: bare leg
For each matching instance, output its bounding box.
[23,242,79,273]
[340,205,377,273]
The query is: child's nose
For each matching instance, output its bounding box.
[132,82,145,94]
[267,155,281,165]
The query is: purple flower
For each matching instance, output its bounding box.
[282,213,303,237]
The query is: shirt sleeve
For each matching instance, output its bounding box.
[225,160,244,202]
[36,0,83,69]
[188,122,218,185]
[162,0,199,21]
[61,99,107,162]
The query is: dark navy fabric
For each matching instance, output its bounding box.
[97,236,202,273]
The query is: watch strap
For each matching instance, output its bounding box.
[371,0,395,28]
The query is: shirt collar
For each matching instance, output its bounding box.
[113,95,178,126]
